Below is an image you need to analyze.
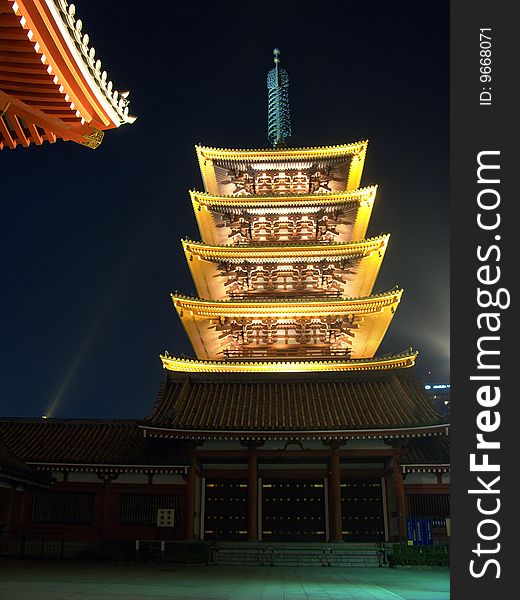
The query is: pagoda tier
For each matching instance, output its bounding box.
[183,235,389,301]
[171,290,402,361]
[160,350,418,374]
[190,187,377,246]
[0,0,135,150]
[196,142,367,196]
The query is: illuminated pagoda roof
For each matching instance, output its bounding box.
[160,350,418,374]
[0,0,135,150]
[143,371,449,441]
[182,235,389,301]
[196,141,367,196]
[171,290,402,361]
[160,51,424,385]
[190,186,377,246]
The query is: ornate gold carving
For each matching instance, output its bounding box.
[80,127,104,149]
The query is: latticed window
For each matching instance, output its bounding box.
[408,494,450,518]
[118,494,180,526]
[31,492,94,524]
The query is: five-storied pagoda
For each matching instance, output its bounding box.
[0,46,449,556]
[143,50,450,544]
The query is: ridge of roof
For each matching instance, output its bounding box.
[195,141,369,154]
[171,287,402,305]
[49,0,136,124]
[189,185,377,200]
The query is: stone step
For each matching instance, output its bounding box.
[213,543,383,567]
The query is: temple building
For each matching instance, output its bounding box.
[0,0,135,150]
[0,49,449,558]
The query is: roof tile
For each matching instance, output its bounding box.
[146,373,445,432]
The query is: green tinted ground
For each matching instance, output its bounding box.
[0,560,449,600]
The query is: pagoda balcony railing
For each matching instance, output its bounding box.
[223,347,351,360]
[232,239,340,247]
[228,290,343,301]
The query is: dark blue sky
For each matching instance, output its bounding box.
[1,1,449,418]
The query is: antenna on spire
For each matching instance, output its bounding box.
[267,48,292,148]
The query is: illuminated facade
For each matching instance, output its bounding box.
[166,150,397,366]
[144,50,450,545]
[0,50,449,558]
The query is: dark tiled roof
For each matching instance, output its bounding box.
[403,435,450,465]
[0,419,187,467]
[0,436,52,486]
[146,373,446,432]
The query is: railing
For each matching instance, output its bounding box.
[223,347,351,359]
[0,530,211,563]
[0,529,66,558]
[228,290,343,301]
[212,541,386,567]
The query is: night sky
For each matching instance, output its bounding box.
[1,1,449,419]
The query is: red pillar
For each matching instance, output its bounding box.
[328,448,343,542]
[185,454,197,540]
[3,486,18,552]
[247,446,258,542]
[5,486,18,532]
[97,472,119,542]
[392,458,407,541]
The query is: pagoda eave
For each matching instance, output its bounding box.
[182,235,389,262]
[196,142,368,196]
[189,186,377,209]
[171,289,403,317]
[160,351,418,373]
[195,141,368,160]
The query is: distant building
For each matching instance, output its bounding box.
[424,384,451,416]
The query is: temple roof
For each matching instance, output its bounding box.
[401,435,450,473]
[160,351,418,374]
[0,434,52,487]
[171,290,402,361]
[144,372,448,441]
[0,0,135,150]
[0,419,187,472]
[182,235,389,301]
[190,187,377,246]
[196,142,367,195]
[0,414,450,466]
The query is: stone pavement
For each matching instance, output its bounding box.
[0,560,449,600]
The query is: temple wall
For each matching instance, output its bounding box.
[0,480,189,552]
[1,467,450,548]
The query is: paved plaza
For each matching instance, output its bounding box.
[0,560,449,600]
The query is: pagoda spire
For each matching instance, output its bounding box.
[267,48,292,148]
